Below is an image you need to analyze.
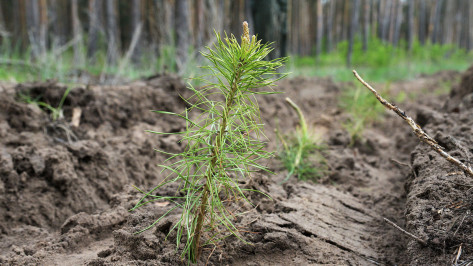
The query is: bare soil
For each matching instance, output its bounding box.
[0,68,471,265]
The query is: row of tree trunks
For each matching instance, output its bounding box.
[1,0,473,68]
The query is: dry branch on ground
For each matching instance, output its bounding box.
[353,70,473,178]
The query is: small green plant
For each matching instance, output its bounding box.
[132,22,286,263]
[277,98,326,182]
[19,86,71,121]
[339,84,385,144]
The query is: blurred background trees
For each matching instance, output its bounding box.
[0,0,472,82]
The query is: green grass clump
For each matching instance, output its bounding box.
[339,84,385,143]
[131,22,286,263]
[278,98,326,182]
[19,86,71,121]
[288,37,473,82]
[339,74,459,143]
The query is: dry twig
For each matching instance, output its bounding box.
[383,217,427,246]
[453,244,462,265]
[353,70,473,178]
[390,158,411,168]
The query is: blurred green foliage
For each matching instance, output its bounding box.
[0,36,471,85]
[338,83,386,144]
[289,37,473,82]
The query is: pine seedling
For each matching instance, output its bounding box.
[132,22,286,263]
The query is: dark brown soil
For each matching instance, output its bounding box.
[405,67,473,265]
[0,68,470,265]
[445,64,473,112]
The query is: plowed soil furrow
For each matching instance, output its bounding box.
[0,69,470,265]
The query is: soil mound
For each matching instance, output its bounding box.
[406,76,473,264]
[445,64,473,112]
[0,75,187,233]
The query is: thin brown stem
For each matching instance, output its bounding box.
[383,217,427,246]
[353,70,473,178]
[191,183,209,261]
[190,65,243,262]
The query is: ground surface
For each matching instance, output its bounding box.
[0,68,472,265]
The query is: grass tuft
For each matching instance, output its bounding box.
[339,84,385,144]
[277,98,327,182]
[19,86,71,121]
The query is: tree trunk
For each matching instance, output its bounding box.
[455,0,462,47]
[336,0,344,44]
[428,0,436,41]
[362,0,370,51]
[175,0,190,72]
[252,0,288,59]
[0,2,5,37]
[407,0,414,51]
[459,0,469,49]
[418,0,426,45]
[466,2,473,51]
[315,0,323,59]
[230,0,244,40]
[71,0,82,65]
[371,0,378,40]
[193,0,204,50]
[87,0,102,59]
[289,0,299,55]
[244,0,254,36]
[48,0,59,45]
[392,0,402,46]
[326,0,335,53]
[342,0,350,41]
[38,0,47,54]
[131,0,142,63]
[347,0,360,67]
[25,0,40,57]
[13,0,27,50]
[204,0,220,42]
[377,0,383,39]
[279,0,288,58]
[443,0,455,44]
[105,0,120,65]
[381,0,391,41]
[388,0,396,43]
[431,0,443,44]
[151,0,166,55]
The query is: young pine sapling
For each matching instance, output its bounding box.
[132,22,286,263]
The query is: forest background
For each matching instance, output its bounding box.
[0,0,472,84]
